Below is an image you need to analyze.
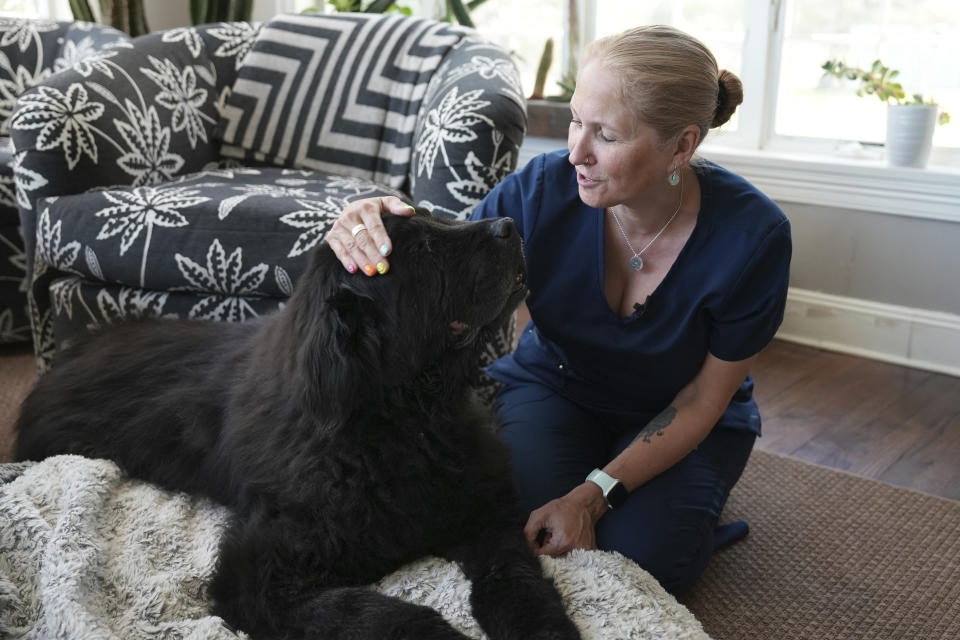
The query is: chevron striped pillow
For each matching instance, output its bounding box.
[217,12,466,189]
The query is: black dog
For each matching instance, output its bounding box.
[15,211,581,640]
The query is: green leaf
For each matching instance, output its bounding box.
[365,0,396,12]
[447,0,475,27]
[189,0,205,25]
[69,0,96,22]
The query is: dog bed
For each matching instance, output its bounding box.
[0,456,710,639]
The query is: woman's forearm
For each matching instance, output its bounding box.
[601,352,755,492]
[604,403,716,491]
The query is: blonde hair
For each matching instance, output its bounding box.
[581,25,743,148]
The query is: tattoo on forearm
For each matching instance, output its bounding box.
[633,407,677,444]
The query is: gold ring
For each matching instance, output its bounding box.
[350,223,368,238]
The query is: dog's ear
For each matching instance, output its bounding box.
[289,252,387,413]
[324,285,380,346]
[315,283,389,408]
[300,247,383,346]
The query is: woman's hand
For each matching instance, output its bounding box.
[524,482,608,556]
[324,196,416,276]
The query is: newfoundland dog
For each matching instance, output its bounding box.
[14,211,581,640]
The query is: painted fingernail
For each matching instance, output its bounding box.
[405,205,416,212]
[346,263,357,274]
[363,264,376,276]
[380,244,389,256]
[376,261,388,275]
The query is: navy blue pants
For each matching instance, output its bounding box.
[495,379,756,594]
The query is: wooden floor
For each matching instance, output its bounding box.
[751,340,960,501]
[2,338,959,501]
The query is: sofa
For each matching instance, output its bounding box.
[0,18,129,344]
[10,12,527,375]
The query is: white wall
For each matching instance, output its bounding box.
[143,1,190,31]
[777,201,960,377]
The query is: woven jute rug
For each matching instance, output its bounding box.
[682,447,960,639]
[2,350,959,639]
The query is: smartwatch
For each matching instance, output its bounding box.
[585,468,629,510]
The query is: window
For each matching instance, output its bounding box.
[471,0,564,100]
[0,0,67,18]
[473,0,960,164]
[775,0,959,150]
[593,0,747,134]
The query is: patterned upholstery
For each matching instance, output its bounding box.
[0,18,129,344]
[10,13,527,385]
[219,14,458,182]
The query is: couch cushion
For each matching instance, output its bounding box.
[217,13,465,189]
[44,273,513,406]
[34,166,406,297]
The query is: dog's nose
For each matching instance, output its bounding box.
[487,217,515,239]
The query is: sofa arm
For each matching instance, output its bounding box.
[409,35,527,220]
[10,22,259,276]
[10,22,259,213]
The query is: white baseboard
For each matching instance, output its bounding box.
[777,288,960,377]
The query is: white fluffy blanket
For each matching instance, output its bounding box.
[0,456,710,639]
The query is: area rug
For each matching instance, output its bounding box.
[0,455,709,640]
[681,448,960,640]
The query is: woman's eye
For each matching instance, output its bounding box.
[570,118,582,127]
[599,131,614,142]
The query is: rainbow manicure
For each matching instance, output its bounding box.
[346,264,357,274]
[376,261,388,275]
[363,264,376,276]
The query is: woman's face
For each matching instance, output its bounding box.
[567,60,675,211]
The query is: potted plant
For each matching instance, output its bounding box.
[821,59,950,168]
[526,0,580,139]
[69,0,149,36]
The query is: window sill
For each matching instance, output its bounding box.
[518,135,960,223]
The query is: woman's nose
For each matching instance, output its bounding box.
[568,132,590,166]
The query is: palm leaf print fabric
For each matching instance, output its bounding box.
[10,14,526,405]
[0,19,129,344]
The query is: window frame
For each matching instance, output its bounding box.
[574,0,960,222]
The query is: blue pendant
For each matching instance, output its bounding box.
[630,255,643,271]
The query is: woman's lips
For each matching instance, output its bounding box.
[577,172,601,186]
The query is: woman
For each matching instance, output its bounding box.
[325,25,791,594]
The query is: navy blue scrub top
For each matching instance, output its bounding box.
[469,150,792,436]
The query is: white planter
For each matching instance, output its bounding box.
[885,104,938,168]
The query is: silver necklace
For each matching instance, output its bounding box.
[609,169,684,272]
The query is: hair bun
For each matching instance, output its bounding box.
[712,69,744,127]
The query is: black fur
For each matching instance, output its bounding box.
[15,211,581,640]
